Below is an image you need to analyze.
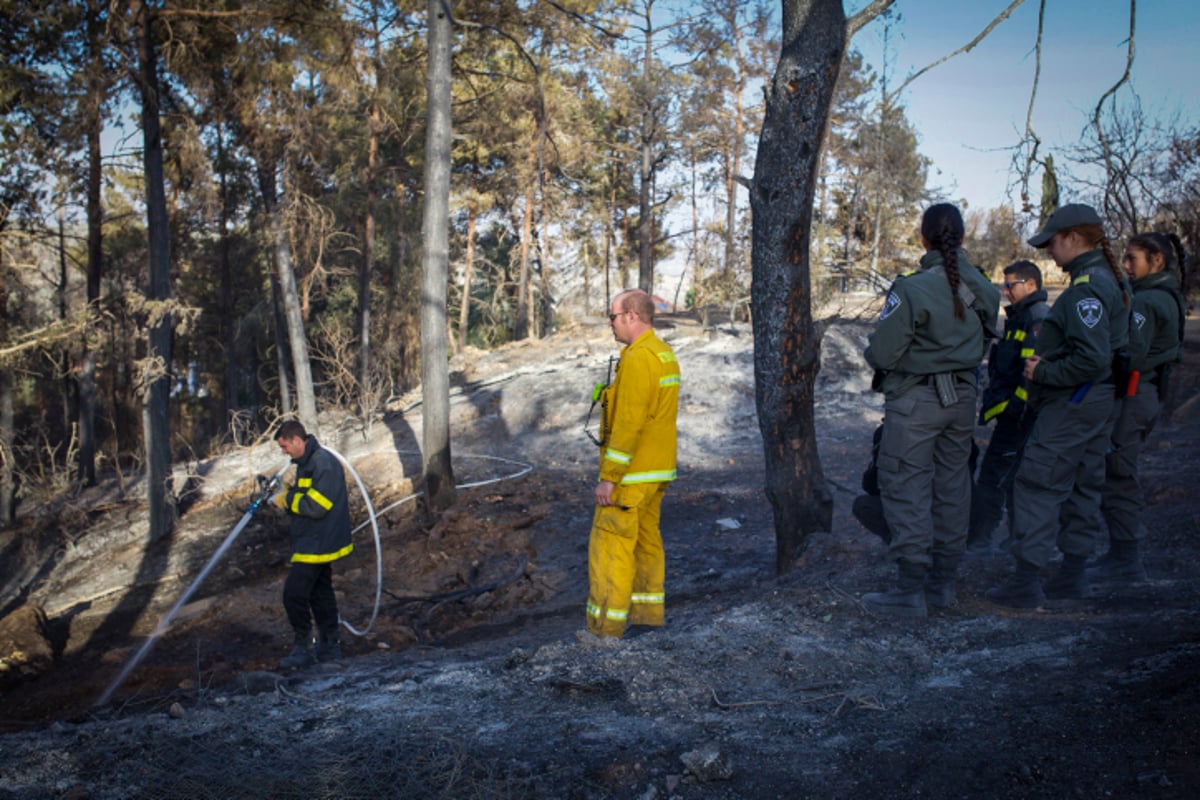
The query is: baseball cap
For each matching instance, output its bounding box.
[1027,203,1102,248]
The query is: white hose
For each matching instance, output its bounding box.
[330,448,534,638]
[324,445,383,637]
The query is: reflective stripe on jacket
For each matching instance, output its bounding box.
[981,289,1049,422]
[599,330,680,485]
[284,436,353,564]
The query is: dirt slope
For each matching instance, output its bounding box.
[0,308,1198,799]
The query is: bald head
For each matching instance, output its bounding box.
[609,289,655,344]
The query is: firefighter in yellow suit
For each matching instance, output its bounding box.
[588,289,680,638]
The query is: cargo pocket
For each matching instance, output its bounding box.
[1105,444,1136,479]
[1018,447,1073,493]
[595,485,644,539]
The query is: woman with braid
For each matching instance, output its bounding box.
[1092,232,1187,584]
[862,203,1000,617]
[987,204,1131,608]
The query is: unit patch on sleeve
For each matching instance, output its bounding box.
[1076,298,1103,328]
[1132,311,1147,330]
[880,292,901,321]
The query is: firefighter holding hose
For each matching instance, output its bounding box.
[273,420,353,668]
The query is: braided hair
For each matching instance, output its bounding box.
[1073,224,1130,309]
[921,203,967,320]
[1171,232,1191,296]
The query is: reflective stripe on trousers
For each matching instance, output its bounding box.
[586,482,667,638]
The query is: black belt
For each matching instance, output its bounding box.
[919,374,973,386]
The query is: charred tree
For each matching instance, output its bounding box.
[749,0,847,573]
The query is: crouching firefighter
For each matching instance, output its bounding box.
[273,420,353,668]
[585,289,680,638]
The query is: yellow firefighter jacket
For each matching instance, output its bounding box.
[599,329,680,485]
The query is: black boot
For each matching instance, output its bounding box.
[862,561,928,618]
[316,629,342,662]
[986,558,1044,608]
[925,555,961,609]
[1086,539,1147,583]
[1044,553,1090,599]
[279,631,316,669]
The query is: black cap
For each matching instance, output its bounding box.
[1028,203,1102,248]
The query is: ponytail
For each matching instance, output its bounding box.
[1076,224,1129,309]
[921,203,967,320]
[1098,235,1130,309]
[1167,232,1189,295]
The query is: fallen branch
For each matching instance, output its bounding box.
[711,688,783,710]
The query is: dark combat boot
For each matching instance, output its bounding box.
[279,632,316,669]
[1086,539,1147,584]
[316,629,343,663]
[986,558,1044,608]
[862,561,928,618]
[1044,553,1090,599]
[925,555,961,609]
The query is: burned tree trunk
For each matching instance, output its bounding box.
[750,0,844,573]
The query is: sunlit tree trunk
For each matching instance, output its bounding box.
[421,0,456,511]
[458,196,477,350]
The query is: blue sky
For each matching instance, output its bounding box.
[850,0,1199,214]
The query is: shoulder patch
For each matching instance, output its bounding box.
[880,292,902,321]
[1076,297,1103,328]
[1132,311,1147,330]
[1073,274,1091,286]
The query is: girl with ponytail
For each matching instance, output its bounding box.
[987,203,1131,608]
[1093,231,1188,583]
[861,203,1001,617]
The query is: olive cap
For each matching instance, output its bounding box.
[1028,203,1102,248]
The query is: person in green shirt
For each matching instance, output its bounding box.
[987,204,1131,608]
[861,203,1000,617]
[1093,232,1187,584]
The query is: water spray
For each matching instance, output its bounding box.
[96,463,290,707]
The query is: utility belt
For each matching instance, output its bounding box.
[918,372,974,408]
[918,373,974,386]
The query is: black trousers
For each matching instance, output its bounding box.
[282,561,339,638]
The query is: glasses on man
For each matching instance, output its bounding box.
[1003,279,1028,290]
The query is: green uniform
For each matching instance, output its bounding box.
[1011,250,1130,567]
[865,249,1001,570]
[1101,271,1185,545]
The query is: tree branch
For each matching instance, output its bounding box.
[541,0,623,40]
[847,0,897,39]
[1014,0,1047,210]
[888,0,1028,102]
[1091,0,1137,216]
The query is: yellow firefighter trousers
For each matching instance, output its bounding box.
[587,482,667,638]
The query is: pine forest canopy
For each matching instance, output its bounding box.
[0,0,1195,563]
